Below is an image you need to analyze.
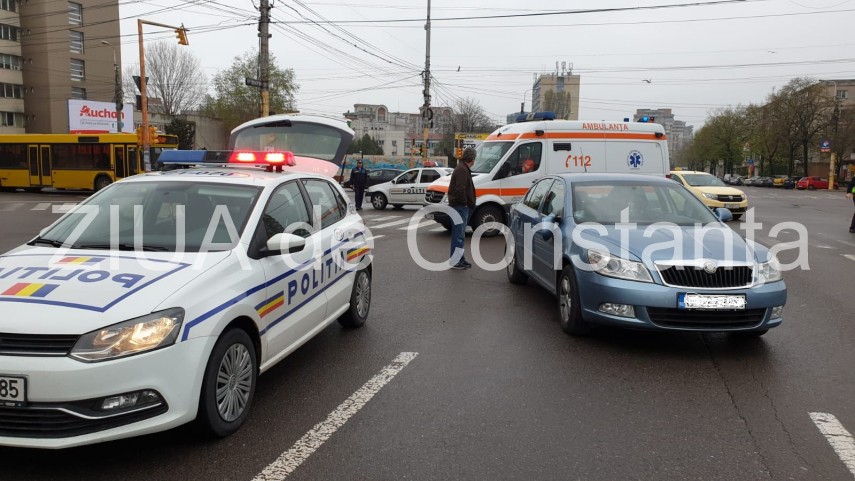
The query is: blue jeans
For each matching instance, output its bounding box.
[449,205,469,265]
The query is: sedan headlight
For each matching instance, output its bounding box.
[70,308,184,362]
[587,250,653,283]
[702,192,718,200]
[758,257,783,283]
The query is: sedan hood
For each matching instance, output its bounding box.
[576,224,765,265]
[0,247,230,334]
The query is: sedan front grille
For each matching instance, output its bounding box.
[0,333,79,356]
[647,307,766,330]
[425,190,444,204]
[716,194,744,202]
[657,265,752,289]
[0,404,167,438]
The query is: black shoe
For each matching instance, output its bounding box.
[461,260,472,268]
[356,207,362,211]
[850,228,855,233]
[451,262,467,270]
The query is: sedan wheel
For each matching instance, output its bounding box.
[558,265,589,336]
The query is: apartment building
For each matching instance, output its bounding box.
[343,103,454,156]
[633,108,694,159]
[531,71,580,121]
[3,0,122,133]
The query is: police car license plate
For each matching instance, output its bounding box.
[679,293,746,310]
[0,375,26,406]
[725,203,741,209]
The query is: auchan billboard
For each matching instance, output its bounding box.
[68,99,134,134]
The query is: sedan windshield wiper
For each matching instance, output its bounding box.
[70,243,171,252]
[27,237,68,248]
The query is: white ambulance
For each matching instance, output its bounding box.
[424,114,669,233]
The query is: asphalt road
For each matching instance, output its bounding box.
[0,186,854,481]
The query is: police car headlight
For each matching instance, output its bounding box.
[70,308,184,362]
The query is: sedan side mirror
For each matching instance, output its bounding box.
[714,207,733,223]
[264,233,306,256]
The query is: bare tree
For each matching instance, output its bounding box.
[776,78,833,177]
[452,97,494,133]
[123,41,207,116]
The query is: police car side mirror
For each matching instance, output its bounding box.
[264,233,306,256]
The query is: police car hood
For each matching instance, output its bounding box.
[0,246,230,335]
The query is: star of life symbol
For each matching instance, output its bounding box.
[628,150,644,169]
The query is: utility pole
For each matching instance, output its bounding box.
[421,0,431,164]
[101,40,123,132]
[829,82,840,191]
[259,0,272,117]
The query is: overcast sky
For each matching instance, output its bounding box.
[118,0,855,129]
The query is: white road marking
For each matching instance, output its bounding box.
[364,235,385,241]
[844,254,855,262]
[31,203,51,211]
[430,227,447,233]
[399,221,434,231]
[810,412,855,477]
[252,352,418,481]
[369,218,412,229]
[368,215,398,222]
[0,203,25,212]
[51,203,76,214]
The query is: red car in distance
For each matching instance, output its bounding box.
[796,176,838,190]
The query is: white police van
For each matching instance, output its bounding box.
[0,115,374,448]
[424,113,669,233]
[367,167,452,210]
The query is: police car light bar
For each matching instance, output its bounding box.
[228,150,296,166]
[515,111,556,123]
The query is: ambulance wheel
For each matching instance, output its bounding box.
[94,175,112,192]
[197,328,258,437]
[393,204,404,209]
[339,268,371,328]
[371,193,388,210]
[474,205,504,237]
[558,265,589,336]
[506,244,528,285]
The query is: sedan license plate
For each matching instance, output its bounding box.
[725,203,741,209]
[679,293,746,310]
[0,375,26,406]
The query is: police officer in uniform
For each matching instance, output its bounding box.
[351,159,368,210]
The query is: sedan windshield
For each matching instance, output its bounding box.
[681,174,726,187]
[471,142,514,174]
[37,182,262,252]
[572,181,719,226]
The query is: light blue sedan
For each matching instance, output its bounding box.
[506,173,787,336]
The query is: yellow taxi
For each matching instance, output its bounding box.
[668,170,749,220]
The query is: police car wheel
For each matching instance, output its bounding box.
[197,328,258,437]
[339,268,371,328]
[372,193,388,210]
[506,245,528,285]
[475,206,504,237]
[558,265,589,336]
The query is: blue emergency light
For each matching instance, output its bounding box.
[515,111,557,123]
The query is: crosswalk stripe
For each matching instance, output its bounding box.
[369,215,398,222]
[430,227,447,233]
[399,221,434,231]
[0,203,24,212]
[31,203,51,211]
[369,218,412,229]
[365,235,385,241]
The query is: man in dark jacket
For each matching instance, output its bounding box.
[448,147,477,269]
[847,175,855,233]
[350,159,368,210]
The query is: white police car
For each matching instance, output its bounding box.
[0,116,373,448]
[367,167,451,210]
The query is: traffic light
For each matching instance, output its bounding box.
[149,126,158,142]
[175,25,189,46]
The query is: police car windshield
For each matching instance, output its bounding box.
[471,142,514,174]
[572,181,719,226]
[232,123,344,162]
[681,174,726,187]
[40,182,262,253]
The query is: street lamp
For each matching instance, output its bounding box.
[828,80,840,191]
[100,40,123,133]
